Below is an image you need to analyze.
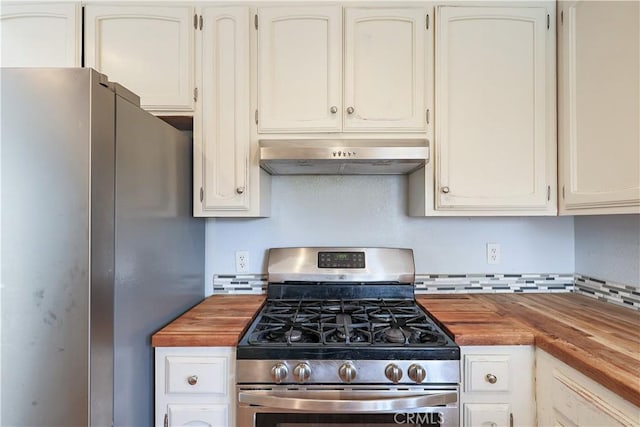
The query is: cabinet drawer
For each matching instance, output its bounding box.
[464,354,510,392]
[165,356,228,395]
[463,403,511,427]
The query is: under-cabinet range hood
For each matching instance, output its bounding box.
[259,139,429,175]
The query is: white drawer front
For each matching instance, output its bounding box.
[463,403,511,427]
[166,356,228,395]
[465,354,510,392]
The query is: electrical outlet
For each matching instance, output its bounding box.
[235,251,249,273]
[487,243,501,265]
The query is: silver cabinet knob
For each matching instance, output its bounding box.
[330,106,338,114]
[384,363,403,384]
[441,186,450,194]
[408,364,426,384]
[187,375,198,386]
[236,187,245,194]
[346,106,355,114]
[485,373,498,384]
[339,362,357,383]
[271,363,288,384]
[293,363,311,383]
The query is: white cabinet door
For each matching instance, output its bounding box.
[168,404,228,427]
[435,6,556,214]
[558,1,640,214]
[536,349,639,427]
[463,403,511,427]
[195,7,250,214]
[257,6,342,132]
[0,3,80,67]
[84,5,195,113]
[344,8,426,132]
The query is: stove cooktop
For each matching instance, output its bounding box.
[236,298,459,360]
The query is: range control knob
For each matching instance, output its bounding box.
[339,362,357,383]
[271,362,288,384]
[408,364,427,384]
[385,363,403,383]
[294,363,311,383]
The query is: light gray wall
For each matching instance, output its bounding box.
[575,215,640,288]
[205,176,575,294]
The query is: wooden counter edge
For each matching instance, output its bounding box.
[535,335,640,408]
[151,295,266,348]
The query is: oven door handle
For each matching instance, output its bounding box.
[238,391,457,412]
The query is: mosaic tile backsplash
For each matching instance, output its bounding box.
[212,273,639,311]
[213,274,640,311]
[573,274,640,310]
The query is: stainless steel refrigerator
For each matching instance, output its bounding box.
[1,68,205,426]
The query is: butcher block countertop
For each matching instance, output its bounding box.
[418,293,640,407]
[152,293,639,406]
[151,295,266,347]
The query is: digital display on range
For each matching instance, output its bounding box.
[318,252,365,269]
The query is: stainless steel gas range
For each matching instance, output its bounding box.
[236,247,460,427]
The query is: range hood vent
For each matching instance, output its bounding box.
[259,139,429,175]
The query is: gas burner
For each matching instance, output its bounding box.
[324,328,368,344]
[249,324,321,345]
[286,329,303,342]
[384,327,406,343]
[409,329,447,345]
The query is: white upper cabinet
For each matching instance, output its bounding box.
[257,6,342,133]
[84,5,195,114]
[0,3,80,67]
[433,6,556,214]
[344,8,426,132]
[195,7,251,215]
[558,1,640,214]
[257,6,428,134]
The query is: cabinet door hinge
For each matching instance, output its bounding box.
[547,185,551,201]
[255,110,259,125]
[426,14,430,30]
[200,187,204,202]
[547,14,550,29]
[562,186,565,199]
[193,13,197,30]
[561,10,564,25]
[164,413,168,427]
[194,87,198,102]
[254,14,258,30]
[426,109,430,124]
[199,15,203,30]
[510,413,514,427]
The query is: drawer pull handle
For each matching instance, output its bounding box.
[485,373,497,384]
[187,375,198,386]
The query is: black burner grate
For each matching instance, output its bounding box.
[246,299,449,347]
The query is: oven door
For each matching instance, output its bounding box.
[237,385,459,427]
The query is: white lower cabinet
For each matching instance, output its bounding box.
[155,347,234,427]
[461,346,536,427]
[464,403,511,427]
[167,404,228,427]
[536,348,639,427]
